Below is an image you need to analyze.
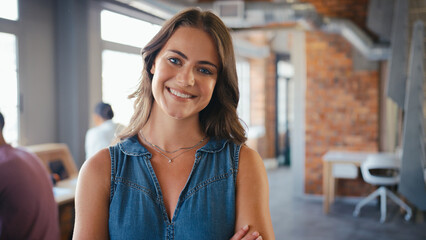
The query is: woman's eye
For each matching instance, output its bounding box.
[199,68,212,75]
[168,58,180,65]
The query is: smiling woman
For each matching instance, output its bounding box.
[73,8,275,240]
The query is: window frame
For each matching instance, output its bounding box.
[101,2,163,54]
[87,2,164,128]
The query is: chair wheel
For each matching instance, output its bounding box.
[353,209,360,217]
[404,213,411,221]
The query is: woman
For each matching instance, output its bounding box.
[73,8,274,240]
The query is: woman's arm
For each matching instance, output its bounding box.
[73,148,111,239]
[235,145,275,240]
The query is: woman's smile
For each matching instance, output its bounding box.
[167,87,195,99]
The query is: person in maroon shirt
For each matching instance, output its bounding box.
[0,111,60,240]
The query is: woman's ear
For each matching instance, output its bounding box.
[150,63,155,75]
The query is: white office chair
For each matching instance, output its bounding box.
[353,153,412,223]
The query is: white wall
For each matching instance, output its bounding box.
[290,30,306,198]
[18,0,56,145]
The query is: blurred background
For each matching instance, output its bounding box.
[1,0,426,239]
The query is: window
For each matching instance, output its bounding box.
[0,0,18,21]
[0,32,19,145]
[102,50,141,126]
[101,10,161,49]
[100,10,160,126]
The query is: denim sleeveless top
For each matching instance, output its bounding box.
[108,135,241,239]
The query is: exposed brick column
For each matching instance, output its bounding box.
[255,54,277,159]
[245,33,277,159]
[265,55,277,159]
[305,31,379,196]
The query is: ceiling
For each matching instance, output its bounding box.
[114,0,401,60]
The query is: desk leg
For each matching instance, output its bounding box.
[323,161,331,214]
[330,177,336,203]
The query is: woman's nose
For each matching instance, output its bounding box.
[176,67,195,87]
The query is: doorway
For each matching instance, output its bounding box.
[276,55,294,166]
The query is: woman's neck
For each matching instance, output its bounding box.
[141,104,205,151]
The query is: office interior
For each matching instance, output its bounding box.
[1,0,426,239]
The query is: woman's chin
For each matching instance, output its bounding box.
[166,110,197,121]
[161,110,184,120]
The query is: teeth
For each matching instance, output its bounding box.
[169,88,192,98]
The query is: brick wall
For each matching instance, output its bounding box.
[305,31,379,195]
[245,33,277,159]
[254,54,276,159]
[228,0,381,196]
[265,55,277,159]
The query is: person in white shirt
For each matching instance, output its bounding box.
[85,102,123,160]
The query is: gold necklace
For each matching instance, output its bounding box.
[151,135,206,154]
[140,132,207,163]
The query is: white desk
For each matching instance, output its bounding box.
[322,151,376,214]
[53,177,77,205]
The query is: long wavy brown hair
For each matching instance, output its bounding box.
[118,7,247,144]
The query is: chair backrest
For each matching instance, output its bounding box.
[361,153,400,186]
[25,143,78,179]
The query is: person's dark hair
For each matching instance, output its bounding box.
[0,112,4,131]
[118,7,246,144]
[95,102,114,120]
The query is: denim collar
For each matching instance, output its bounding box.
[118,135,228,156]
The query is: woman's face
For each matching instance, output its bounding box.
[150,26,219,120]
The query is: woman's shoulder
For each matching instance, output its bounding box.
[237,144,268,190]
[76,148,111,204]
[80,148,111,177]
[239,144,264,170]
[74,148,111,239]
[79,148,111,184]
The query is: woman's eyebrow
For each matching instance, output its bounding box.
[169,49,188,60]
[169,49,218,70]
[199,60,218,70]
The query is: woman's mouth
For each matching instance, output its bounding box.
[168,87,194,99]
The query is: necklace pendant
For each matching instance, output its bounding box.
[168,159,172,163]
